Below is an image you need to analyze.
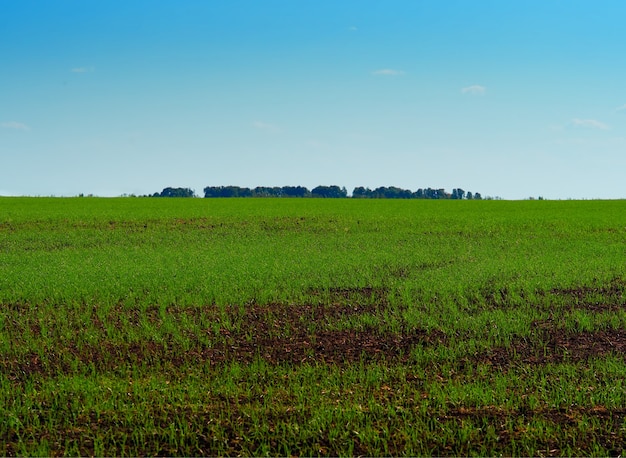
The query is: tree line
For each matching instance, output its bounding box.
[150,186,483,199]
[352,187,481,200]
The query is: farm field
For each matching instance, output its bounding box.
[1,196,626,456]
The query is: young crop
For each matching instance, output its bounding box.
[1,197,626,455]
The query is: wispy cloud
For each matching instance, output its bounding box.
[71,66,95,73]
[372,69,405,76]
[348,26,358,32]
[252,120,282,134]
[570,118,610,130]
[1,121,30,131]
[616,104,626,112]
[461,85,486,95]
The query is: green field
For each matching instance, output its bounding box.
[1,197,625,456]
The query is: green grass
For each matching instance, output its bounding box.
[1,197,626,456]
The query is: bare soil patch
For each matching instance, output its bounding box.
[4,328,445,379]
[2,292,448,378]
[478,327,626,368]
[5,282,626,379]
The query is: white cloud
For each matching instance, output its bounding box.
[1,121,29,130]
[348,26,358,32]
[252,120,281,134]
[71,66,95,73]
[570,118,610,130]
[615,104,626,112]
[461,85,486,95]
[372,69,405,76]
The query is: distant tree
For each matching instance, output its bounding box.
[392,187,412,199]
[269,187,282,197]
[372,187,386,198]
[251,186,273,197]
[312,185,347,198]
[422,188,435,199]
[235,186,252,197]
[352,187,372,198]
[451,188,465,200]
[311,185,327,198]
[203,186,221,197]
[253,187,283,197]
[370,187,384,198]
[203,186,252,197]
[220,187,235,197]
[282,186,310,197]
[157,187,196,198]
[369,186,412,199]
[201,184,486,200]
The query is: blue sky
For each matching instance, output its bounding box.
[2,0,626,199]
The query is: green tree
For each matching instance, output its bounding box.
[312,185,347,198]
[157,187,196,197]
[451,188,465,200]
[282,186,310,197]
[352,187,372,198]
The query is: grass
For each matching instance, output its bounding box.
[1,197,626,455]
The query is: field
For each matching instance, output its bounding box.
[1,196,626,456]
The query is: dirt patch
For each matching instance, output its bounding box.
[2,327,445,379]
[201,328,446,366]
[478,328,626,368]
[440,405,625,457]
[176,293,444,366]
[1,295,448,379]
[5,279,626,378]
[548,279,626,312]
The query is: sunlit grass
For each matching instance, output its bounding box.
[1,197,626,455]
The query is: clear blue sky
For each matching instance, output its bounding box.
[2,0,625,199]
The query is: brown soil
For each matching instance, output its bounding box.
[4,284,626,379]
[548,279,626,312]
[477,326,626,368]
[441,405,626,457]
[2,287,444,378]
[6,326,446,379]
[3,283,626,457]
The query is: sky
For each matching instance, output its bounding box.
[2,0,626,199]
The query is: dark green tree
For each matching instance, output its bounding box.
[312,185,347,198]
[352,187,372,198]
[451,188,465,200]
[157,187,196,197]
[282,186,310,197]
